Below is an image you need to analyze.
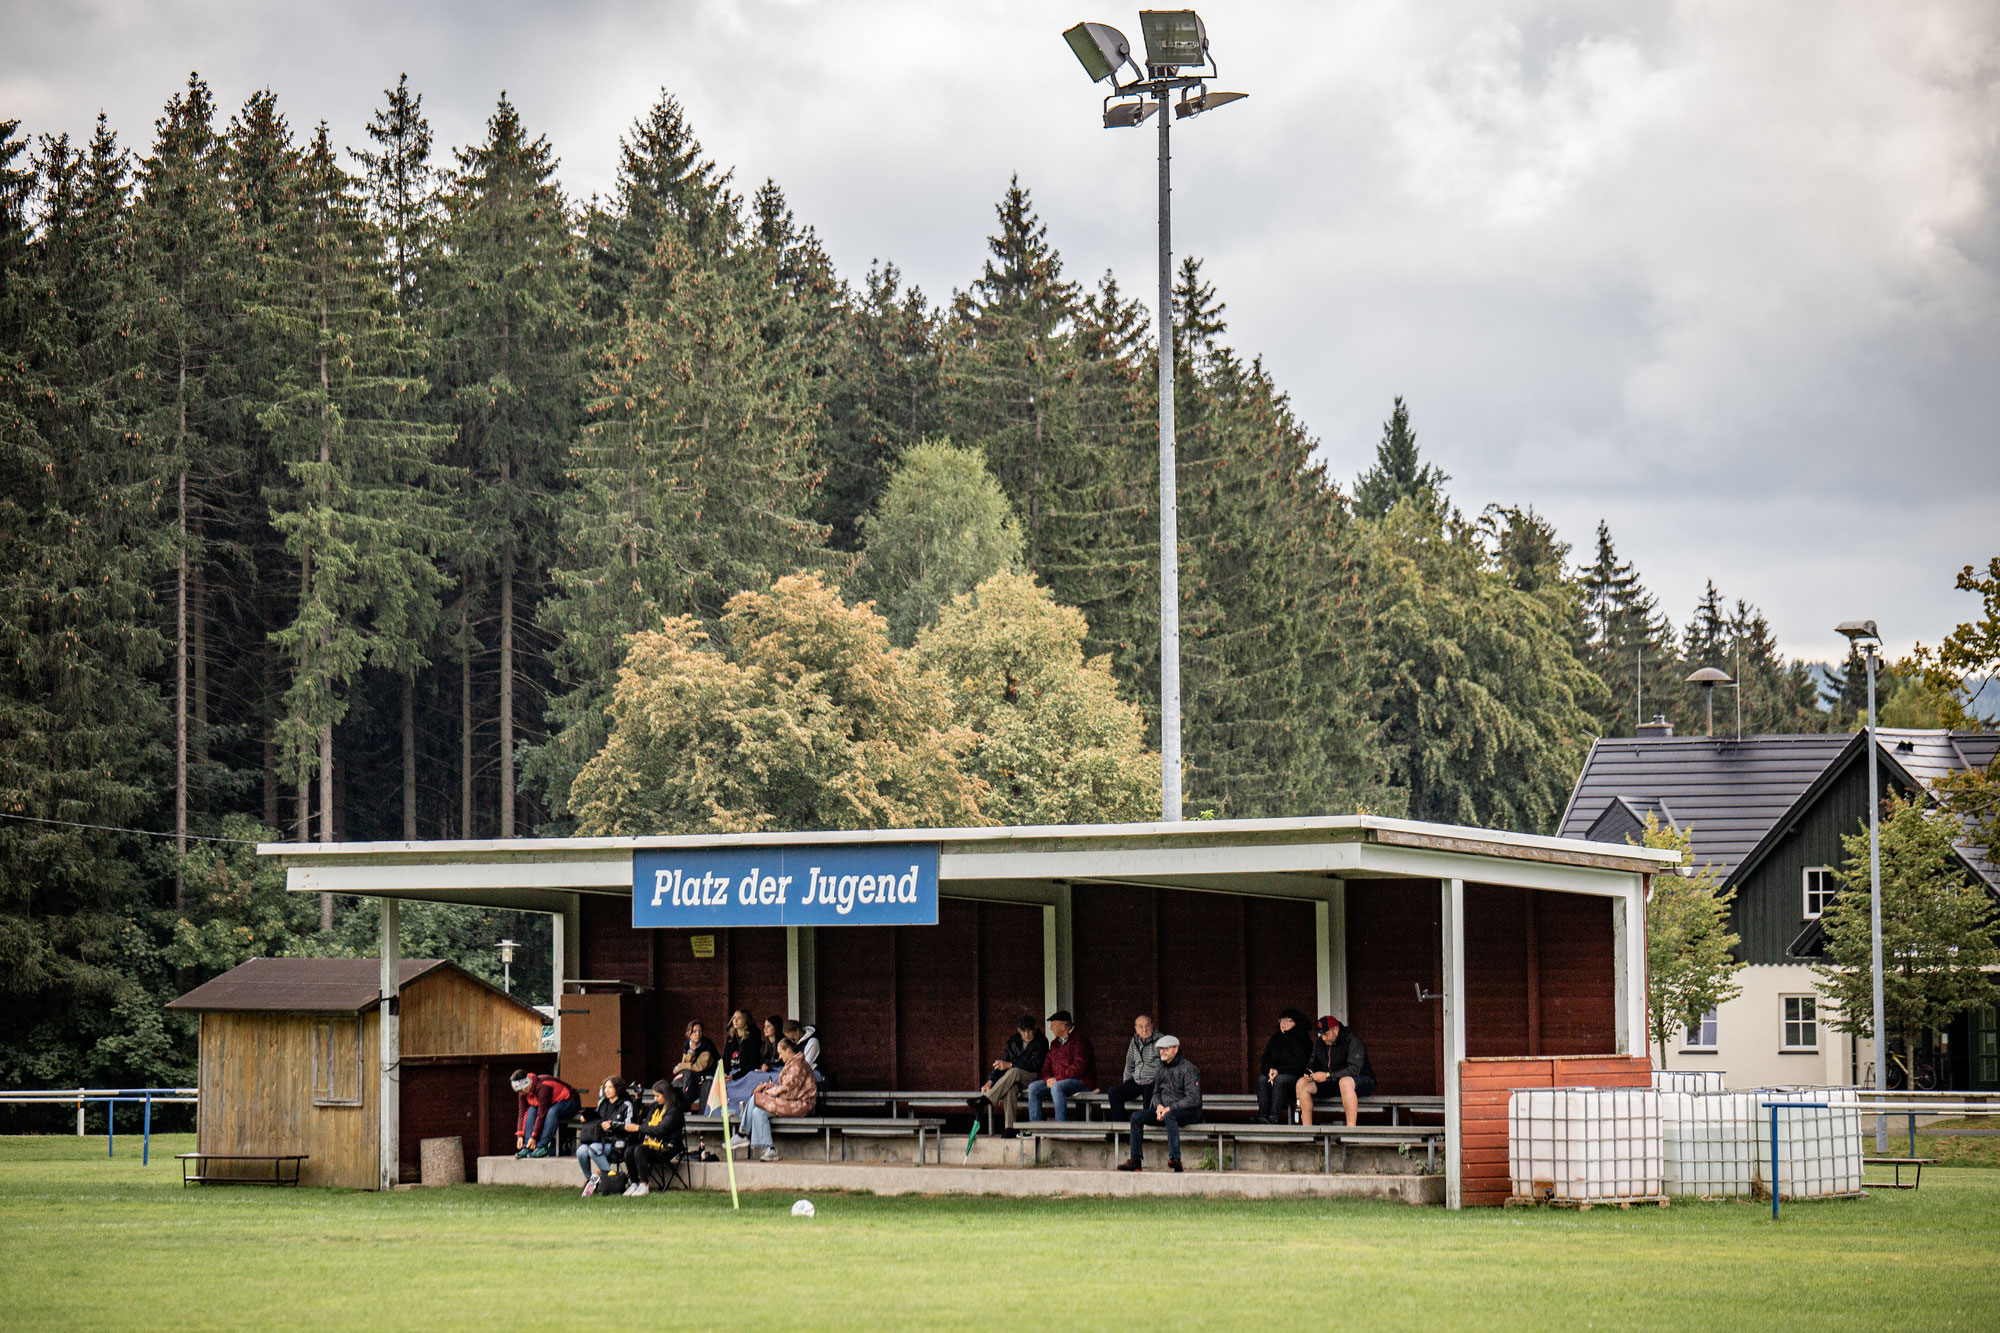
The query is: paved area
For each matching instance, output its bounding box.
[475,1155,1444,1203]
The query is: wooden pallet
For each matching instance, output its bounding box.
[1505,1192,1669,1211]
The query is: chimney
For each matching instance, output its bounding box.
[1637,714,1674,740]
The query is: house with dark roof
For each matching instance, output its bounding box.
[1561,725,2000,1091]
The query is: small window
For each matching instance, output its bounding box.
[1802,867,1837,919]
[1682,1009,1718,1051]
[1781,996,1819,1052]
[312,1018,365,1106]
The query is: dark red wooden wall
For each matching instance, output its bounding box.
[1071,887,1318,1096]
[1345,880,1443,1096]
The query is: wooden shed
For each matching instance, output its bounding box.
[169,957,548,1189]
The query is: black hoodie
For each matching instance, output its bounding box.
[1258,1010,1313,1078]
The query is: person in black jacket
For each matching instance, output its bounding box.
[968,1015,1048,1137]
[622,1080,683,1196]
[1255,1008,1313,1123]
[1118,1035,1200,1172]
[1297,1014,1375,1126]
[578,1077,638,1196]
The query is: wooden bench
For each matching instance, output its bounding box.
[1020,1120,1442,1172]
[1863,1156,1937,1190]
[1071,1091,1445,1126]
[685,1114,946,1164]
[177,1153,307,1187]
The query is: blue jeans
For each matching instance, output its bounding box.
[1129,1107,1199,1163]
[575,1142,616,1179]
[1028,1077,1087,1121]
[741,1103,776,1150]
[522,1096,573,1153]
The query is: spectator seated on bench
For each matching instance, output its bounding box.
[512,1070,577,1159]
[626,1080,686,1195]
[1105,1014,1160,1124]
[1254,1009,1312,1123]
[576,1077,638,1194]
[1028,1010,1095,1122]
[1297,1015,1375,1127]
[670,1021,719,1110]
[732,1038,817,1161]
[969,1015,1047,1137]
[1119,1035,1201,1173]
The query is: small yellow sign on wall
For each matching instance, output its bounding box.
[691,935,716,959]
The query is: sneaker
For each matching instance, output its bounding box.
[625,1182,648,1196]
[1168,1158,1184,1173]
[514,1148,531,1159]
[1117,1159,1142,1172]
[529,1145,553,1159]
[727,1135,749,1152]
[759,1148,781,1162]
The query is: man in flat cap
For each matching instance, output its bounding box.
[1118,1034,1201,1173]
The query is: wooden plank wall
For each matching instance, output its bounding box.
[1462,885,1617,1058]
[1072,886,1318,1097]
[401,969,544,1057]
[1345,880,1444,1096]
[197,1010,379,1189]
[1458,1054,1652,1206]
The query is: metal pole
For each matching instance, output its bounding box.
[1867,643,1887,1152]
[380,898,401,1191]
[1156,83,1181,822]
[143,1093,152,1166]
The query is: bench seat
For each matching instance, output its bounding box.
[1019,1120,1442,1172]
[176,1152,307,1187]
[684,1114,945,1164]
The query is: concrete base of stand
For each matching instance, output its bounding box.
[475,1155,1442,1203]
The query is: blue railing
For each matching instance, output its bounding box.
[0,1088,198,1166]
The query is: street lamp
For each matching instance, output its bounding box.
[497,938,519,994]
[1062,10,1246,821]
[1839,617,1888,1151]
[1685,666,1732,738]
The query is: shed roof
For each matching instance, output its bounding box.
[170,956,453,1014]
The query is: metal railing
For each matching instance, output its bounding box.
[0,1088,197,1166]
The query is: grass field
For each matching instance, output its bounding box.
[6,1134,2000,1330]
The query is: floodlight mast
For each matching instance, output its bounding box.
[1062,12,1244,821]
[1838,618,1887,1151]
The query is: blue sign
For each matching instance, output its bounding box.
[632,844,939,929]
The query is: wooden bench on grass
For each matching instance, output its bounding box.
[685,1114,946,1164]
[176,1153,307,1187]
[1863,1156,1937,1190]
[1019,1121,1442,1172]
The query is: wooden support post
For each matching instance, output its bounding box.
[1442,877,1466,1210]
[379,898,400,1192]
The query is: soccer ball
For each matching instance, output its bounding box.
[790,1199,816,1218]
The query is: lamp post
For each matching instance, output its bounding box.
[1838,619,1887,1151]
[497,938,519,995]
[1064,11,1245,822]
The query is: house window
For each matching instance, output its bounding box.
[1682,1009,1718,1051]
[312,1018,365,1106]
[1781,996,1819,1052]
[1803,866,1837,918]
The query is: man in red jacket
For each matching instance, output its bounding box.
[512,1070,577,1158]
[1027,1010,1095,1122]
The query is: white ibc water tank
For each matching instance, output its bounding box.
[1652,1069,1726,1094]
[1661,1091,1761,1197]
[1755,1089,1864,1199]
[1509,1087,1663,1202]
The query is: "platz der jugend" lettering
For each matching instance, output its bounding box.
[650,864,924,916]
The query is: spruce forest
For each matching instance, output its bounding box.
[0,79,1841,1095]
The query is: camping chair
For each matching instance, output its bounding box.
[645,1140,692,1192]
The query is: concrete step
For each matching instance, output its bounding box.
[475,1155,1442,1203]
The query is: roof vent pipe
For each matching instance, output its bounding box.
[1636,715,1674,740]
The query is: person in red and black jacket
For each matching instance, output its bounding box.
[1027,1010,1095,1121]
[512,1070,577,1158]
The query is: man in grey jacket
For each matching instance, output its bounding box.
[1118,1035,1200,1173]
[1105,1014,1159,1123]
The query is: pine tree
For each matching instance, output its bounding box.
[581,90,734,322]
[1353,397,1447,519]
[817,261,943,550]
[1578,521,1676,735]
[257,124,456,860]
[428,96,583,838]
[533,204,829,824]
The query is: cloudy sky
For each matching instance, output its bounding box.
[8,0,1997,663]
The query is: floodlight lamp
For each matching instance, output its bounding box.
[1064,21,1131,84]
[1175,88,1247,118]
[1835,619,1881,645]
[1139,9,1208,69]
[1103,99,1158,128]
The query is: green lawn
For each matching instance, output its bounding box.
[6,1134,1999,1330]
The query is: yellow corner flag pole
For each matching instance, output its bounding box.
[717,1095,741,1210]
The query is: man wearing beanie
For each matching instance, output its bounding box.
[1117,1035,1200,1173]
